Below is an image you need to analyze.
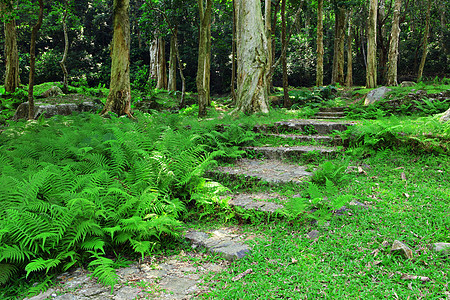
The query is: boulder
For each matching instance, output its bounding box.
[13,102,101,120]
[400,81,416,87]
[391,240,413,259]
[364,86,392,105]
[39,86,63,98]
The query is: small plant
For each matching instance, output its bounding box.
[311,160,349,186]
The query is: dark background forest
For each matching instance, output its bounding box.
[1,0,449,96]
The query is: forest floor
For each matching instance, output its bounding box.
[2,82,449,299]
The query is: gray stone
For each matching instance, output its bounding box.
[429,242,450,254]
[364,86,392,105]
[400,81,416,87]
[53,295,80,300]
[40,86,63,98]
[159,277,197,294]
[391,240,414,259]
[113,285,141,299]
[440,108,450,123]
[307,230,320,239]
[267,119,354,135]
[228,193,285,213]
[244,145,338,160]
[13,101,100,120]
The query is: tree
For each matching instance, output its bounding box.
[234,0,269,114]
[197,0,212,117]
[366,0,377,88]
[101,0,132,117]
[281,0,290,108]
[346,9,353,87]
[2,0,20,93]
[331,4,347,85]
[417,0,431,80]
[316,0,324,86]
[386,0,402,86]
[28,0,44,120]
[59,0,70,93]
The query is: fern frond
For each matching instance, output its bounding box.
[129,239,155,259]
[0,263,17,285]
[25,257,61,277]
[0,245,32,263]
[88,251,119,292]
[80,237,105,253]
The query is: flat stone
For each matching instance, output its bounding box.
[245,145,338,160]
[391,240,414,259]
[268,119,354,135]
[400,81,416,87]
[212,159,312,185]
[159,276,197,294]
[429,243,450,254]
[227,193,285,213]
[13,101,100,120]
[265,134,341,145]
[307,230,320,239]
[112,285,141,299]
[364,86,392,105]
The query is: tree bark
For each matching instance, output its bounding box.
[346,9,353,87]
[230,0,237,105]
[331,6,347,85]
[59,0,69,94]
[316,0,324,87]
[234,0,269,114]
[149,36,167,90]
[2,1,20,93]
[417,0,431,80]
[366,0,378,88]
[197,0,212,117]
[386,0,402,86]
[281,0,290,108]
[168,26,177,92]
[28,0,44,120]
[101,0,132,117]
[265,0,272,95]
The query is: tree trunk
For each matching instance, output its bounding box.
[59,0,69,94]
[331,7,347,85]
[149,36,167,89]
[417,0,431,81]
[234,0,269,114]
[230,0,237,105]
[316,0,324,87]
[270,1,280,92]
[101,0,132,117]
[265,0,272,95]
[28,0,44,120]
[377,0,388,83]
[386,0,402,86]
[346,9,353,87]
[281,0,289,108]
[197,0,212,117]
[168,26,177,92]
[3,1,20,93]
[366,0,378,88]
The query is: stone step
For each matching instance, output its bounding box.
[226,193,286,213]
[254,119,355,135]
[264,133,342,145]
[210,159,312,185]
[316,111,345,117]
[311,116,345,120]
[244,145,338,160]
[185,228,252,261]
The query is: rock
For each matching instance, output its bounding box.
[307,230,320,239]
[440,108,450,123]
[364,87,392,105]
[185,229,251,261]
[400,81,416,87]
[13,102,101,120]
[428,242,450,254]
[391,240,414,259]
[40,86,63,98]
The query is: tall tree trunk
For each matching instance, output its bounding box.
[2,1,20,93]
[101,0,132,117]
[168,26,177,92]
[346,9,353,87]
[281,0,290,108]
[316,0,324,87]
[377,0,389,83]
[366,0,378,88]
[265,0,272,95]
[59,0,69,94]
[230,0,237,105]
[234,0,269,114]
[28,0,44,120]
[270,1,280,92]
[197,0,212,117]
[149,36,167,89]
[386,0,402,86]
[417,0,431,80]
[331,7,347,85]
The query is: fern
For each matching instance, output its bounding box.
[88,251,119,292]
[0,263,17,285]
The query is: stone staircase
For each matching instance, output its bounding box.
[312,106,347,119]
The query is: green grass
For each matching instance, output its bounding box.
[200,149,450,299]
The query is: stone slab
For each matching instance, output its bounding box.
[212,159,312,184]
[264,133,340,145]
[245,145,338,159]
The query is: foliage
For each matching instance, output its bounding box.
[0,111,225,295]
[289,85,337,109]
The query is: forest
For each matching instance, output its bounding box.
[0,0,449,299]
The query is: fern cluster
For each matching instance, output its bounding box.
[0,112,222,295]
